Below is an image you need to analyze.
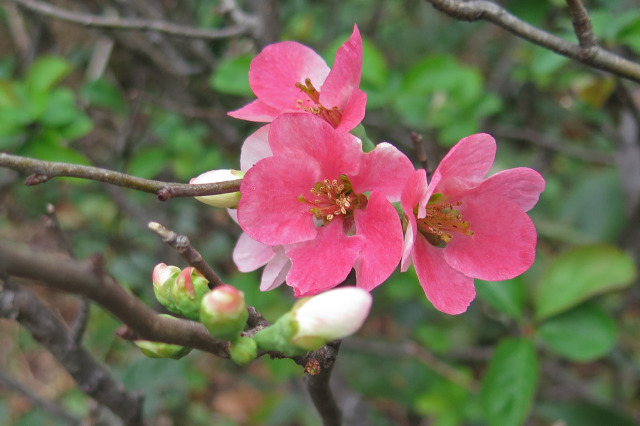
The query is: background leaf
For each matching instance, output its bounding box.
[535,244,636,320]
[480,338,538,426]
[536,303,617,361]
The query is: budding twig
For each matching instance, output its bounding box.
[148,221,225,288]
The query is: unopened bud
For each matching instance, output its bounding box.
[134,315,192,359]
[291,287,372,351]
[200,285,248,341]
[254,288,372,356]
[171,267,210,320]
[229,336,257,365]
[152,263,181,312]
[190,169,245,208]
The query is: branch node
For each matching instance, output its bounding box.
[25,174,50,185]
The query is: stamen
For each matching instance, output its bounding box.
[415,193,474,246]
[298,176,362,225]
[295,78,343,128]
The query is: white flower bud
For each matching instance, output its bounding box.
[190,169,244,208]
[291,287,372,350]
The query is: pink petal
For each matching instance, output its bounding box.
[260,247,291,291]
[432,133,496,196]
[285,219,365,297]
[237,155,319,245]
[233,232,275,272]
[353,191,403,291]
[413,234,476,314]
[444,193,537,281]
[400,170,429,270]
[334,88,367,132]
[350,142,414,202]
[249,41,330,111]
[228,99,282,123]
[268,114,362,178]
[319,25,363,113]
[240,125,272,171]
[476,167,546,212]
[401,169,430,221]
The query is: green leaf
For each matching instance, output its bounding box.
[127,147,169,179]
[19,131,90,165]
[560,170,625,242]
[476,276,526,321]
[535,244,637,320]
[537,303,617,361]
[40,88,80,127]
[480,338,538,426]
[58,113,94,140]
[81,78,127,114]
[25,56,72,98]
[209,54,253,96]
[537,401,638,426]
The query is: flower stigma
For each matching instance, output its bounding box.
[415,193,474,246]
[298,175,364,225]
[295,78,342,128]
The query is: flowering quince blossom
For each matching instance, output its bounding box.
[237,113,414,296]
[401,133,546,315]
[228,24,366,132]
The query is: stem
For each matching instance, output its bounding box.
[0,153,241,200]
[424,0,640,84]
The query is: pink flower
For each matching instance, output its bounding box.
[237,113,414,296]
[228,25,366,132]
[401,133,545,315]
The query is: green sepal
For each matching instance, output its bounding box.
[229,336,258,365]
[253,313,307,357]
[350,123,376,152]
[171,268,210,320]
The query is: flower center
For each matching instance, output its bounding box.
[298,175,363,224]
[415,193,474,245]
[295,78,342,128]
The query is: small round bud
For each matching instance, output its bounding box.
[200,285,249,341]
[152,263,181,312]
[171,267,210,320]
[134,315,192,359]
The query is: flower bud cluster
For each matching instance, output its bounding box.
[152,263,210,320]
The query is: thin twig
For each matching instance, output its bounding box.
[0,278,143,425]
[300,342,343,426]
[410,131,430,178]
[43,203,91,345]
[344,337,480,392]
[148,221,225,288]
[490,125,615,165]
[565,0,597,54]
[424,0,640,84]
[0,153,242,200]
[8,0,253,40]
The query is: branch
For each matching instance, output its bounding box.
[8,0,253,40]
[0,279,143,425]
[148,221,225,288]
[565,0,597,52]
[0,153,242,201]
[424,0,640,84]
[0,238,230,358]
[300,342,343,426]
